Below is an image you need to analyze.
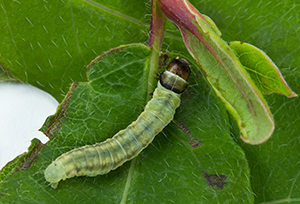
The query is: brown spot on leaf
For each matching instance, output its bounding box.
[204,171,227,189]
[177,122,191,135]
[176,122,202,148]
[189,139,201,148]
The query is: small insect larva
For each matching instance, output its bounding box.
[44,57,190,188]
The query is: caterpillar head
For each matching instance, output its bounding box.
[44,161,66,189]
[160,57,190,93]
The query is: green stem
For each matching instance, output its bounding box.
[147,0,165,101]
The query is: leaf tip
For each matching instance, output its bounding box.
[286,91,298,98]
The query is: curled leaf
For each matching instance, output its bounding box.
[158,0,274,144]
[230,41,298,97]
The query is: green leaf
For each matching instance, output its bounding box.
[0,0,150,102]
[0,44,253,203]
[1,0,299,203]
[201,14,222,37]
[229,41,297,97]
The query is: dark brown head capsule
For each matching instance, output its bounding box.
[160,57,190,93]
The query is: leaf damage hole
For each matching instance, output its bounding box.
[176,122,201,148]
[203,171,227,189]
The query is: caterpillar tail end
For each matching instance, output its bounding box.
[44,162,63,189]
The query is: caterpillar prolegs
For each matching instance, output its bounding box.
[44,57,190,188]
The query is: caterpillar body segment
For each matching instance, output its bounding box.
[44,57,190,188]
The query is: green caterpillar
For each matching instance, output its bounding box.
[44,57,190,188]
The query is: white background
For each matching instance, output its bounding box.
[0,82,58,169]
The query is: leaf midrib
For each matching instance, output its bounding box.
[120,157,137,204]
